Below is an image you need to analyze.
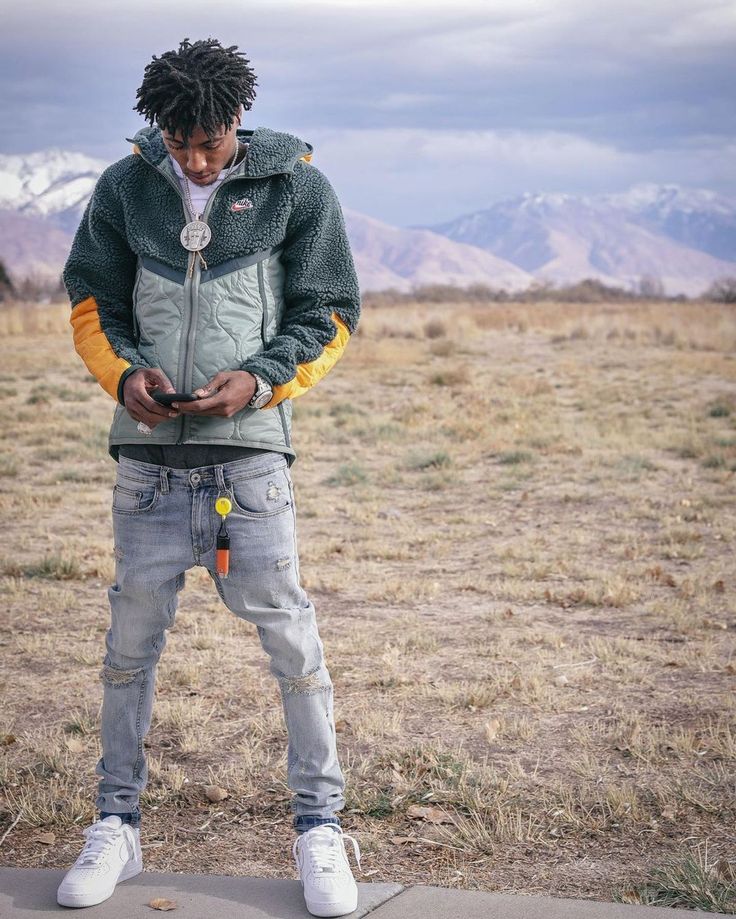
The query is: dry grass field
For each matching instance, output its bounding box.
[0,297,735,912]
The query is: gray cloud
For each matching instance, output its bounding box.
[297,126,736,225]
[1,0,734,223]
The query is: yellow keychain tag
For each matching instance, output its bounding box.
[215,496,232,517]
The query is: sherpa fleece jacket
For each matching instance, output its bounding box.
[63,124,361,463]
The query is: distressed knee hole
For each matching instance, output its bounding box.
[276,557,291,571]
[100,664,144,686]
[280,670,330,695]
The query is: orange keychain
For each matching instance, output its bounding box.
[215,496,232,577]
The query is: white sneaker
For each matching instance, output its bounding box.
[292,824,361,917]
[57,815,142,908]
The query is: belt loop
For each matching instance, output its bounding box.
[159,466,170,495]
[214,464,227,493]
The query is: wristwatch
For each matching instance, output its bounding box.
[247,372,273,409]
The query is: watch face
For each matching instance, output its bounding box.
[252,390,272,409]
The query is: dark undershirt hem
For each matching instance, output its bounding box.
[117,443,284,470]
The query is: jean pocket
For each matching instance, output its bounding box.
[112,481,160,515]
[227,465,292,517]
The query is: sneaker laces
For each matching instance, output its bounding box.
[293,826,362,875]
[76,820,126,867]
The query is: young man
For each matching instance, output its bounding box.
[57,38,361,917]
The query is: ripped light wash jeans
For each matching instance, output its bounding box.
[96,451,345,834]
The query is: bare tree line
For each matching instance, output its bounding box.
[1,258,735,307]
[364,275,736,306]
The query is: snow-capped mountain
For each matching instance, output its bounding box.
[0,149,734,296]
[0,149,108,234]
[603,183,736,263]
[424,184,736,297]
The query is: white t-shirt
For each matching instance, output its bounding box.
[170,145,247,217]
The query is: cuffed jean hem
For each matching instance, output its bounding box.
[100,809,141,829]
[294,814,341,835]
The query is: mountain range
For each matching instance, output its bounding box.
[422,185,736,298]
[0,148,734,297]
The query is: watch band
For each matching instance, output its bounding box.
[248,372,273,408]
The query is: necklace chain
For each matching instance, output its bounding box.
[181,136,242,222]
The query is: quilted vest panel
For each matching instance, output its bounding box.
[108,246,293,456]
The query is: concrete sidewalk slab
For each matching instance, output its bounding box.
[0,868,404,918]
[0,869,713,918]
[367,884,711,918]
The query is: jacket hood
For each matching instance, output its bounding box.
[126,125,314,179]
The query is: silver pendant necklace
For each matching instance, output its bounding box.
[179,137,242,253]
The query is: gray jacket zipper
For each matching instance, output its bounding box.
[177,170,252,443]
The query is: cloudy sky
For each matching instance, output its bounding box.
[2,0,734,225]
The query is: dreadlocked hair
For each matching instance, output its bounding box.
[134,37,258,140]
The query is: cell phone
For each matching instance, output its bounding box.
[152,390,199,406]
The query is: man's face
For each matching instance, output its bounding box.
[162,114,240,186]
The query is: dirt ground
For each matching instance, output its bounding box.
[0,298,734,909]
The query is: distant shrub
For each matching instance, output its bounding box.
[4,553,82,580]
[704,276,736,303]
[430,368,470,386]
[497,450,534,465]
[423,319,447,339]
[326,462,368,486]
[406,450,452,471]
[27,386,50,405]
[430,339,455,357]
[0,258,14,302]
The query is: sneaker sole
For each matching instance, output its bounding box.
[304,890,359,917]
[56,861,143,908]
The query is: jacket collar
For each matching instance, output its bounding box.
[126,125,313,179]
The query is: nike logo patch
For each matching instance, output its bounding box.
[231,197,254,212]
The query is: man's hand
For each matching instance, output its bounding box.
[123,368,179,428]
[174,371,257,417]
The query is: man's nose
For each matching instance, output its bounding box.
[186,149,207,173]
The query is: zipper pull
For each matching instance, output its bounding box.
[187,251,195,279]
